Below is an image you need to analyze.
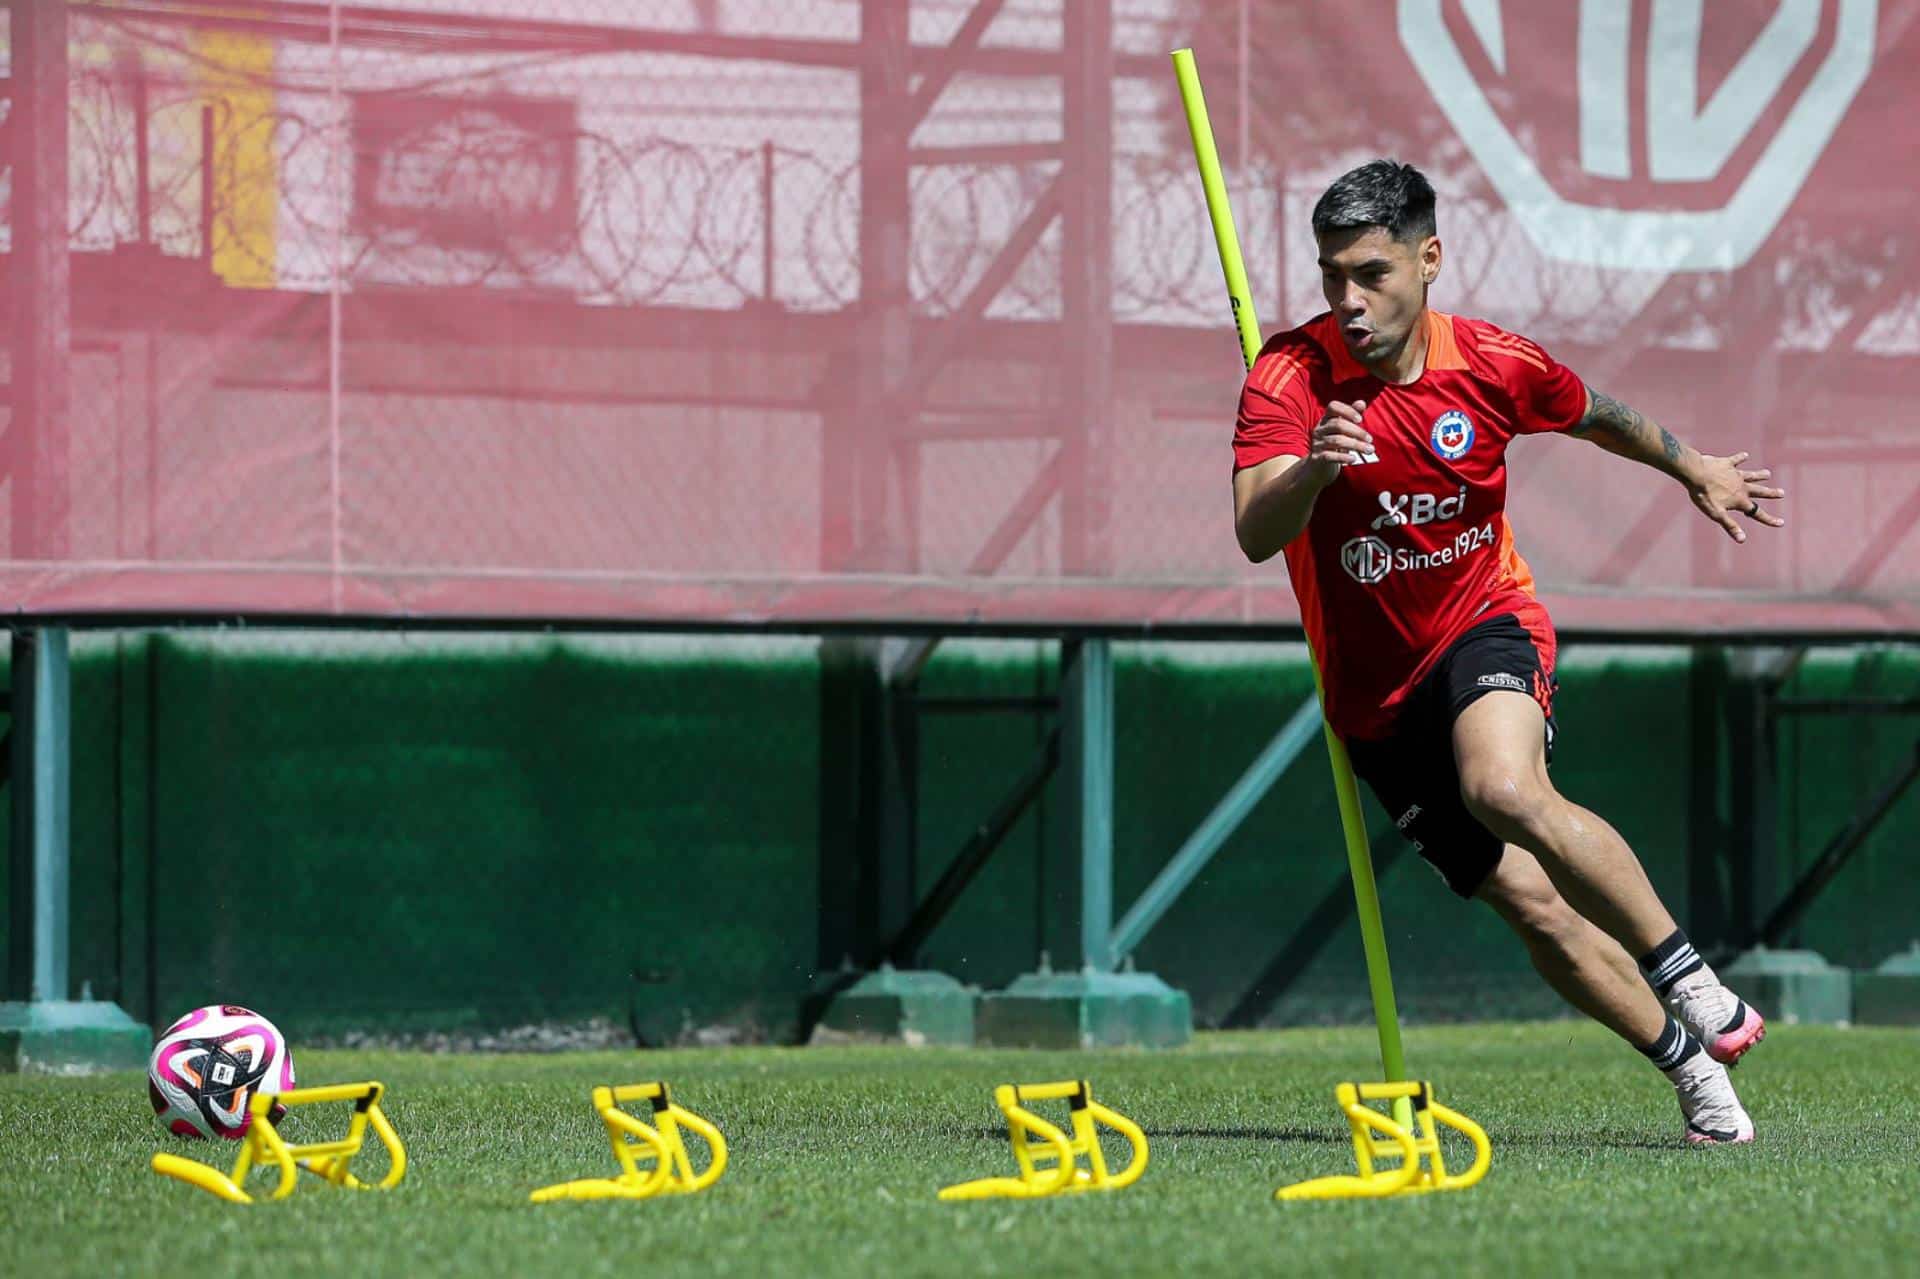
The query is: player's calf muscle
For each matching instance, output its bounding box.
[1481,867,1580,948]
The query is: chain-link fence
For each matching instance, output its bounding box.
[4,2,1915,629]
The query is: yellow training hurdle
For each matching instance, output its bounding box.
[151,1080,406,1204]
[939,1080,1148,1201]
[1275,1080,1490,1201]
[530,1082,728,1202]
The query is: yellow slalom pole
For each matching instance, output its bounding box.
[1171,49,1411,1125]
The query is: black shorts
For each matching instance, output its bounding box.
[1344,613,1558,899]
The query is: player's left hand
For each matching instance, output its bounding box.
[1689,451,1785,544]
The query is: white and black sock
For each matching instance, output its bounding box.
[1638,928,1706,997]
[1639,1014,1704,1076]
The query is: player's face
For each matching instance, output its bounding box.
[1316,227,1439,368]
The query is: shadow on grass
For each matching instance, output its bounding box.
[967,1125,1676,1151]
[1492,1130,1676,1152]
[1157,1126,1681,1152]
[966,1125,1349,1144]
[1148,1126,1349,1144]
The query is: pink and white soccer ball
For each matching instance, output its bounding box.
[147,1005,296,1140]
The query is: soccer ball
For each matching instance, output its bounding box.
[147,1005,296,1140]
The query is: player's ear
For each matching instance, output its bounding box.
[1419,236,1441,285]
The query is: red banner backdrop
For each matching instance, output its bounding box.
[3,1,1916,632]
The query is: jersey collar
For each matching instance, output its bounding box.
[1310,310,1467,382]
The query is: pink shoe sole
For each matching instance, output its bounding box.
[1685,1127,1755,1146]
[1707,1005,1766,1066]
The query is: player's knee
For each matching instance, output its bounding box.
[1458,764,1554,840]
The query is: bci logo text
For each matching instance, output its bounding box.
[1372,487,1467,531]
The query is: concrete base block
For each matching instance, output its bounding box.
[808,966,975,1046]
[0,1001,151,1074]
[976,970,1191,1049]
[1853,941,1920,1027]
[1722,946,1852,1025]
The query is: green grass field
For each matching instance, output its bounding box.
[3,1022,1916,1277]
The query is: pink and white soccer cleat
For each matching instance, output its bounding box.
[1672,1054,1756,1146]
[1664,974,1767,1066]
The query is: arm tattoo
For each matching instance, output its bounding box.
[1575,386,1682,464]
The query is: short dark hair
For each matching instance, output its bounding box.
[1311,159,1437,244]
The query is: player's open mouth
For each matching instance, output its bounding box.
[1344,325,1375,350]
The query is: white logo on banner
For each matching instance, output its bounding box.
[1397,0,1877,271]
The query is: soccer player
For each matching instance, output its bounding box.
[1232,160,1783,1145]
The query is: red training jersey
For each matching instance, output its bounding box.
[1233,310,1587,741]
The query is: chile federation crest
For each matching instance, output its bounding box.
[1430,409,1475,461]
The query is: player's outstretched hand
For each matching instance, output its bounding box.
[1690,451,1785,544]
[1308,400,1375,480]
